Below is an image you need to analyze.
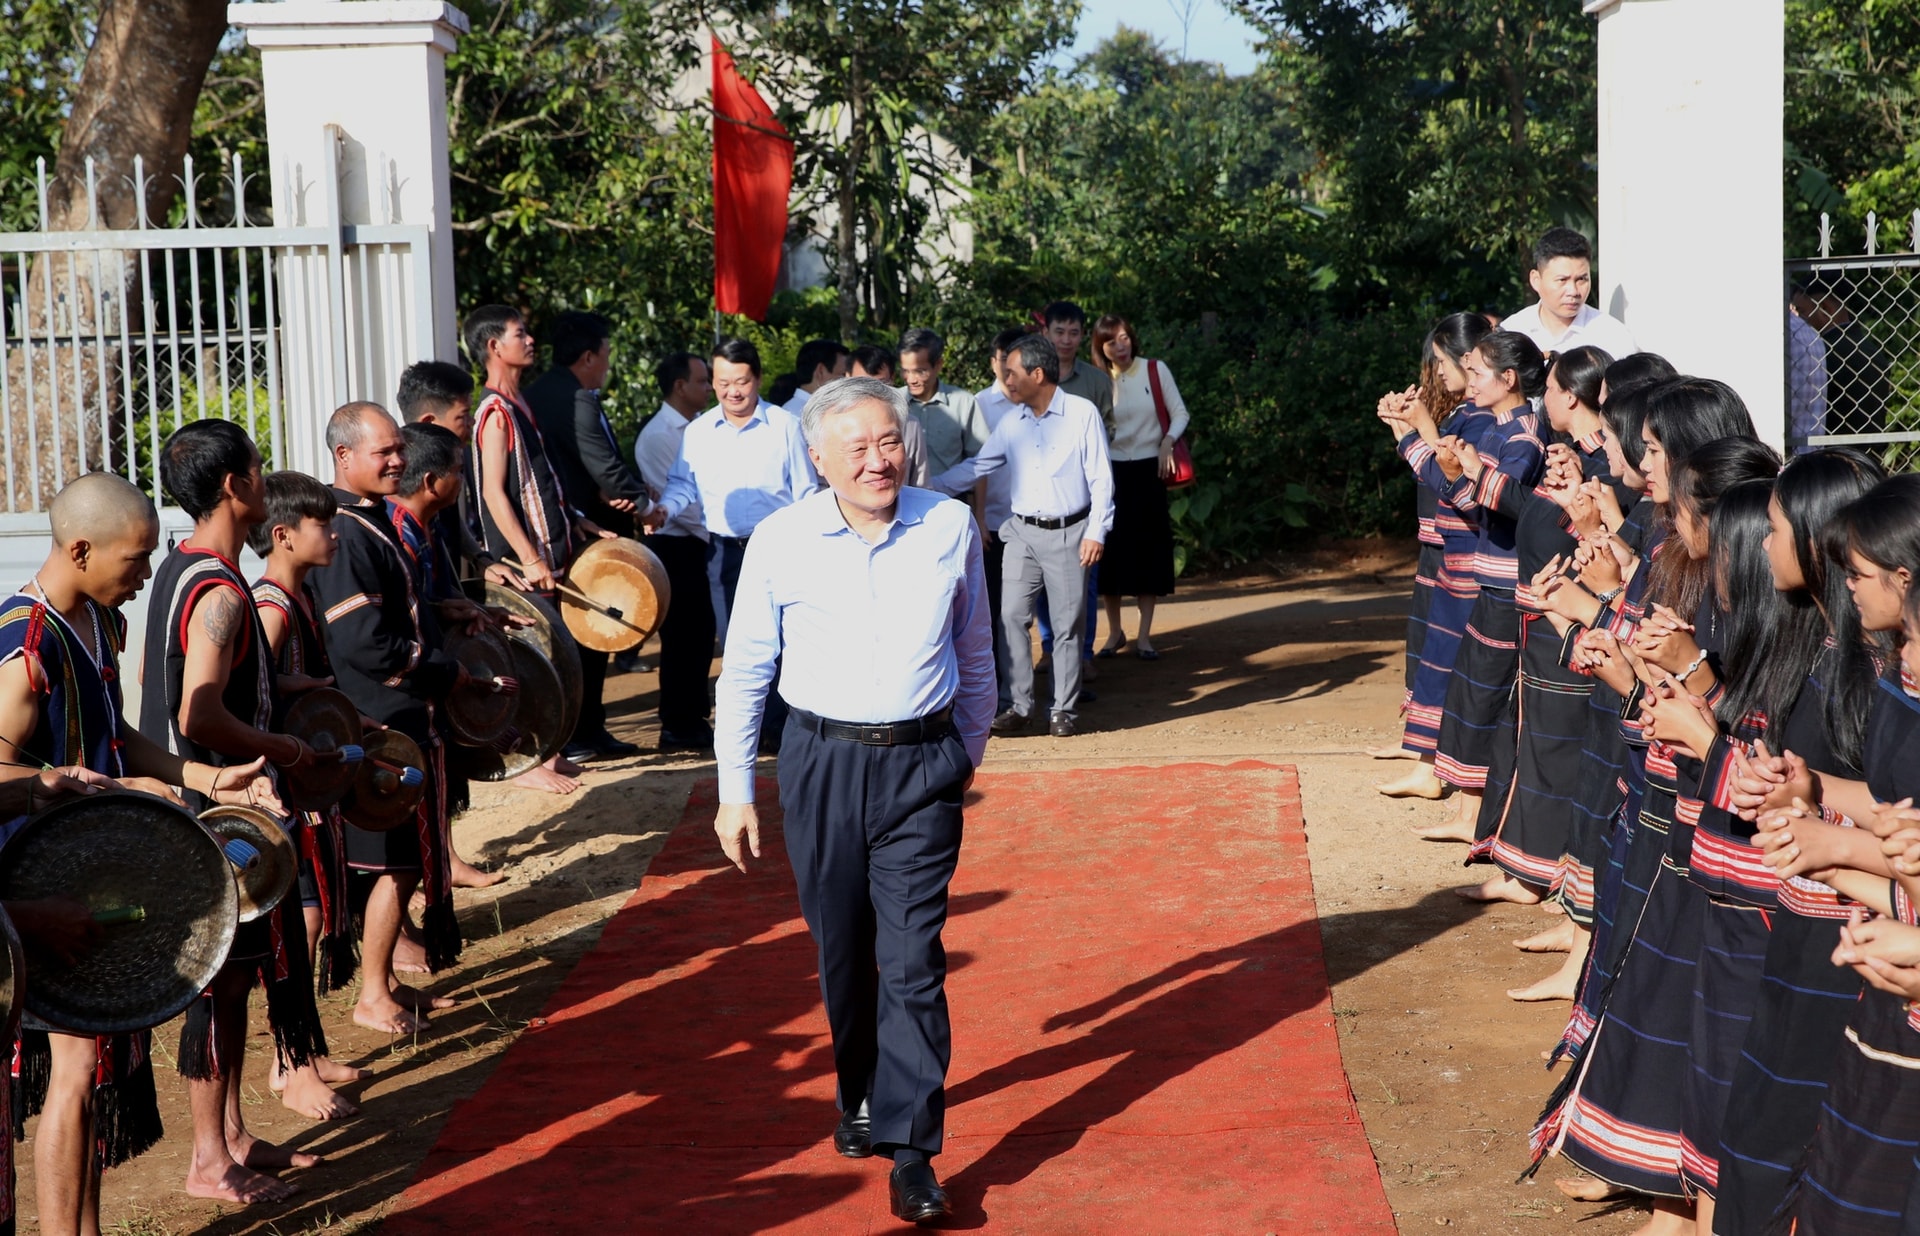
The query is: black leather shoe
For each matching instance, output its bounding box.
[658,728,714,752]
[832,1103,872,1158]
[593,734,642,758]
[1049,715,1075,738]
[889,1159,951,1224]
[989,708,1028,736]
[561,740,600,765]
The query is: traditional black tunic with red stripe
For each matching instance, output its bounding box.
[139,545,328,1077]
[471,388,575,579]
[252,575,357,993]
[0,591,163,1176]
[306,490,462,971]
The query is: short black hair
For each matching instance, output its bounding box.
[548,311,613,369]
[712,338,762,377]
[765,372,802,407]
[794,339,849,383]
[990,327,1028,357]
[398,422,464,497]
[898,327,943,365]
[850,344,897,379]
[655,351,705,398]
[462,304,525,368]
[1532,227,1592,271]
[159,419,260,521]
[396,360,475,423]
[1006,334,1060,384]
[1041,301,1086,328]
[245,469,337,557]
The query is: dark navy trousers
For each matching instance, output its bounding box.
[777,714,968,1155]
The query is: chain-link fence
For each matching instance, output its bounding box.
[1786,212,1920,468]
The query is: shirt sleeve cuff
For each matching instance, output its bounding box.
[718,765,757,804]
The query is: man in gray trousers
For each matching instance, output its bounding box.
[933,333,1113,737]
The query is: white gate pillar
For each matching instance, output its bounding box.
[229,1,468,373]
[1590,0,1785,447]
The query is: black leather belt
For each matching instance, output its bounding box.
[790,706,954,746]
[1017,506,1090,530]
[713,533,751,546]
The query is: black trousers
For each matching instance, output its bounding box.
[777,715,967,1155]
[716,534,788,740]
[649,534,715,733]
[984,533,1012,712]
[575,646,608,742]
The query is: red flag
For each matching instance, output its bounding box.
[712,38,794,321]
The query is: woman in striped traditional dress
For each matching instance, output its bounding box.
[1461,345,1613,912]
[1707,448,1884,1234]
[1745,475,1920,1235]
[1533,438,1781,1235]
[1417,332,1547,841]
[1375,312,1495,794]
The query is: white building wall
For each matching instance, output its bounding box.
[1591,0,1785,446]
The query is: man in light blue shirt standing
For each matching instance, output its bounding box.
[713,376,994,1225]
[933,334,1113,737]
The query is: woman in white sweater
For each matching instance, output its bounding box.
[1090,314,1189,659]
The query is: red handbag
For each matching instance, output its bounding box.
[1145,359,1196,489]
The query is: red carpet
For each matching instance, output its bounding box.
[386,761,1393,1233]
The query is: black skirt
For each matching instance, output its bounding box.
[1098,458,1176,598]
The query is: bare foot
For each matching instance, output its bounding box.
[392,931,431,975]
[1630,1197,1695,1235]
[1456,875,1545,905]
[1377,766,1447,799]
[510,765,581,795]
[185,1159,297,1205]
[390,981,457,1013]
[232,1131,322,1171]
[354,993,428,1035]
[274,1063,359,1120]
[552,754,585,777]
[1508,966,1579,1002]
[1366,744,1419,760]
[271,1054,365,1090]
[1555,1175,1626,1202]
[1516,919,1578,953]
[1414,816,1477,843]
[452,856,507,889]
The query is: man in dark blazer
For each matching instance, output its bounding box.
[525,310,647,760]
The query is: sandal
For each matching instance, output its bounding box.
[1136,648,1160,661]
[1095,645,1123,659]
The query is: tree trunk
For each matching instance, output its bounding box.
[836,50,866,342]
[6,0,227,512]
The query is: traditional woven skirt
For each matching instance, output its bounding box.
[1554,855,1703,1197]
[1435,587,1520,788]
[1471,617,1592,890]
[1713,910,1861,1234]
[1679,896,1771,1199]
[1785,989,1920,1234]
[1556,683,1634,928]
[1404,541,1443,697]
[1403,566,1478,755]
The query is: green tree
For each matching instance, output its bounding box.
[658,0,1069,340]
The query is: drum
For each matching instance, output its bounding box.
[279,688,365,811]
[443,625,518,747]
[467,582,582,748]
[0,792,238,1035]
[342,729,428,833]
[455,640,566,782]
[0,905,24,1044]
[561,537,671,653]
[199,805,298,922]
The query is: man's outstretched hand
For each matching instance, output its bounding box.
[715,802,761,873]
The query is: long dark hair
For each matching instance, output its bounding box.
[1474,330,1548,401]
[1643,378,1760,464]
[1419,312,1495,426]
[1599,378,1661,475]
[1776,449,1886,765]
[1603,351,1678,399]
[1547,346,1611,412]
[1713,478,1822,741]
[1654,436,1783,621]
[1842,474,1920,578]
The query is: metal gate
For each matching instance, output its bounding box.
[1784,211,1920,466]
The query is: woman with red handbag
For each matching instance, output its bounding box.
[1090,314,1191,661]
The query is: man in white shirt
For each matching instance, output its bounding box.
[781,339,849,416]
[713,376,993,1225]
[1500,227,1639,358]
[634,351,718,749]
[933,334,1113,737]
[973,327,1027,713]
[899,328,988,475]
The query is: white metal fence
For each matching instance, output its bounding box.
[1785,211,1920,464]
[0,138,433,522]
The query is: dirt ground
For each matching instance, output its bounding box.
[50,541,1656,1235]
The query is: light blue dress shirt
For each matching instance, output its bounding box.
[657,399,821,539]
[972,385,1018,530]
[931,388,1116,542]
[714,486,998,804]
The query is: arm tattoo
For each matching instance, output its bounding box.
[201,589,243,648]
